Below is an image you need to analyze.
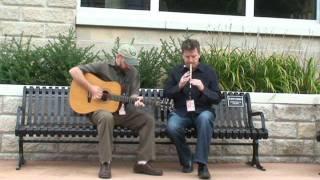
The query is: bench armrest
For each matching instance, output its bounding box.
[250,111,266,129]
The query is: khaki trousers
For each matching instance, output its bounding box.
[90,109,156,164]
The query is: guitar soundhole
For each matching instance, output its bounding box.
[101,91,109,101]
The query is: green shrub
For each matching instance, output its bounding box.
[0,33,319,94]
[0,30,98,85]
[0,35,42,84]
[138,47,163,88]
[39,30,97,85]
[202,46,320,93]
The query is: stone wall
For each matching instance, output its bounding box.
[0,0,76,46]
[1,86,319,164]
[76,26,320,65]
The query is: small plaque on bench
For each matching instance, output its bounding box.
[227,96,244,107]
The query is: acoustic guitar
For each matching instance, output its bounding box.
[69,73,172,114]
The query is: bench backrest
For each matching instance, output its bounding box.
[20,86,91,128]
[215,92,253,129]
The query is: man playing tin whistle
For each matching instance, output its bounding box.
[164,39,221,179]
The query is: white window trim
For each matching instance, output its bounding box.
[76,0,320,37]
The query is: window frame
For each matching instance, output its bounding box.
[76,0,320,37]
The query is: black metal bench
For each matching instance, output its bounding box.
[15,86,268,170]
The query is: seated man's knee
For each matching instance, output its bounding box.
[197,111,214,125]
[143,113,155,127]
[166,119,180,135]
[94,111,114,126]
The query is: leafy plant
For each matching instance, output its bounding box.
[0,35,42,84]
[39,30,97,85]
[0,33,319,94]
[138,47,163,88]
[0,30,98,85]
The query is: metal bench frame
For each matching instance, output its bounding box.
[15,86,268,170]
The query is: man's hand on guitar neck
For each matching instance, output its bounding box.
[133,96,145,107]
[89,85,103,100]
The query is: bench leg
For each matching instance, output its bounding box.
[246,139,265,171]
[16,137,25,170]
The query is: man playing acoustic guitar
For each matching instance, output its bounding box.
[69,44,163,179]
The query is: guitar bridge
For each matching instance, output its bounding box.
[87,91,91,103]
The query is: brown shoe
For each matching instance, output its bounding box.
[133,162,163,176]
[99,162,111,179]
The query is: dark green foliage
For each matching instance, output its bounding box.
[0,36,42,84]
[138,47,163,88]
[202,46,320,93]
[159,37,183,76]
[38,30,97,85]
[0,30,98,85]
[0,33,319,93]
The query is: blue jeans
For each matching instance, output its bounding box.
[166,110,214,166]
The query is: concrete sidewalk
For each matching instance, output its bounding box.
[0,160,319,180]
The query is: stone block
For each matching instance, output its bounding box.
[221,139,252,155]
[0,153,17,160]
[45,24,74,38]
[88,154,99,161]
[3,0,44,6]
[0,134,2,152]
[222,145,251,156]
[297,157,314,163]
[0,96,3,112]
[251,103,274,121]
[2,96,22,114]
[315,142,320,155]
[273,139,314,156]
[24,142,57,153]
[266,121,297,138]
[1,134,58,153]
[59,143,97,153]
[209,156,248,163]
[28,153,89,161]
[297,123,316,139]
[22,8,75,23]
[0,7,19,20]
[260,156,298,163]
[155,144,172,155]
[274,104,318,121]
[210,144,223,156]
[1,134,18,152]
[0,115,16,132]
[1,22,44,37]
[259,139,273,155]
[47,0,76,8]
[114,144,136,155]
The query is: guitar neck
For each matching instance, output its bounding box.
[109,94,157,105]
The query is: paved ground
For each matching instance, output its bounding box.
[0,160,319,180]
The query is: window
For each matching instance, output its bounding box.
[159,0,245,16]
[81,0,150,10]
[77,0,320,36]
[255,0,316,20]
